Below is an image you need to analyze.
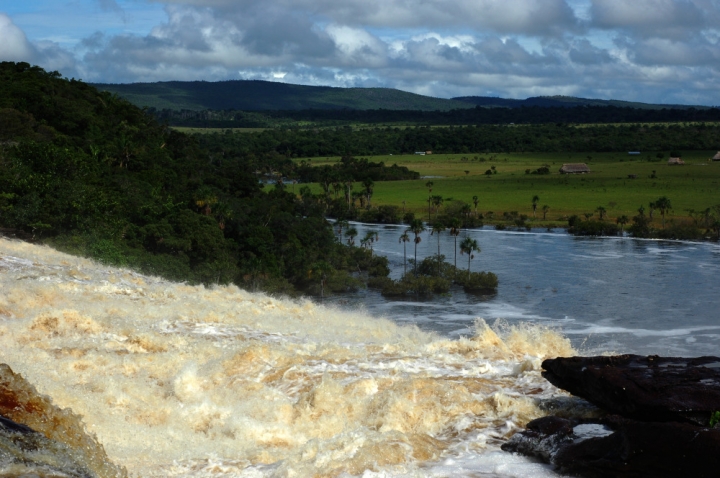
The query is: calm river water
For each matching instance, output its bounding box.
[327,222,720,357]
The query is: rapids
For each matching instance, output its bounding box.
[0,237,594,477]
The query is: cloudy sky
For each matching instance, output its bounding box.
[1,0,719,105]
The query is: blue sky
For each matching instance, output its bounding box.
[1,0,719,105]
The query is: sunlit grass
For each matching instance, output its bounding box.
[295,151,720,225]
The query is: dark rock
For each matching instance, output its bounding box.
[503,415,720,478]
[0,413,97,477]
[542,355,720,426]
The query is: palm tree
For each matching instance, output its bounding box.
[460,236,480,273]
[655,196,672,228]
[410,219,425,275]
[542,204,550,220]
[346,227,358,246]
[431,195,443,219]
[472,195,479,216]
[431,221,446,276]
[310,261,332,301]
[212,202,233,230]
[399,231,410,275]
[648,201,656,220]
[362,178,375,208]
[531,195,539,218]
[335,219,349,241]
[448,217,461,269]
[344,181,353,210]
[425,181,434,220]
[596,206,607,220]
[616,215,629,235]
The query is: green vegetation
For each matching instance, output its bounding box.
[710,411,720,428]
[0,62,390,296]
[288,151,720,235]
[369,252,498,299]
[94,80,474,112]
[190,123,720,157]
[3,60,720,311]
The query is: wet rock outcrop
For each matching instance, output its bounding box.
[0,363,126,478]
[542,355,720,425]
[503,355,720,478]
[0,413,99,477]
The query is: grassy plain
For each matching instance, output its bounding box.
[298,151,720,226]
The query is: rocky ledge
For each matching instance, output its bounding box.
[503,355,720,478]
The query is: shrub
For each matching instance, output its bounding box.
[359,205,401,224]
[454,270,498,292]
[569,219,620,236]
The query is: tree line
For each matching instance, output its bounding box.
[153,105,720,129]
[193,123,720,157]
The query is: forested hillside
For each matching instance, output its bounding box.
[0,62,386,295]
[93,80,473,111]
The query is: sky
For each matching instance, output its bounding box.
[1,0,719,105]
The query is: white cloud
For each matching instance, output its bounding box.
[590,0,720,38]
[157,0,580,35]
[0,14,34,61]
[4,1,720,105]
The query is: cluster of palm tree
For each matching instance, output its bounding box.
[400,219,481,276]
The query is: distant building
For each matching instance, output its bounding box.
[559,163,591,174]
[667,157,685,165]
[414,152,426,155]
[628,151,641,155]
[425,151,433,155]
[712,152,720,161]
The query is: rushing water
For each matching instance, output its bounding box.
[327,223,720,357]
[0,228,717,477]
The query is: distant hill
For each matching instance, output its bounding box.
[92,80,474,112]
[452,95,711,110]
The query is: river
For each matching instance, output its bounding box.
[0,229,718,477]
[327,222,720,357]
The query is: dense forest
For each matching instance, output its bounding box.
[193,122,720,157]
[0,62,388,296]
[154,105,720,128]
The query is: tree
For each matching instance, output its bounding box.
[360,230,378,254]
[431,221,446,276]
[346,226,358,246]
[362,178,374,208]
[425,181,434,220]
[431,195,443,219]
[655,196,672,228]
[531,195,539,218]
[616,215,629,235]
[648,201,656,220]
[399,230,410,275]
[472,195,479,216]
[542,204,550,220]
[344,180,353,210]
[309,261,332,300]
[409,219,425,275]
[459,236,480,273]
[335,219,349,242]
[596,206,607,220]
[448,217,461,269]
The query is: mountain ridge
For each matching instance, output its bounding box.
[92,79,712,112]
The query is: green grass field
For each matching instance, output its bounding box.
[296,151,720,226]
